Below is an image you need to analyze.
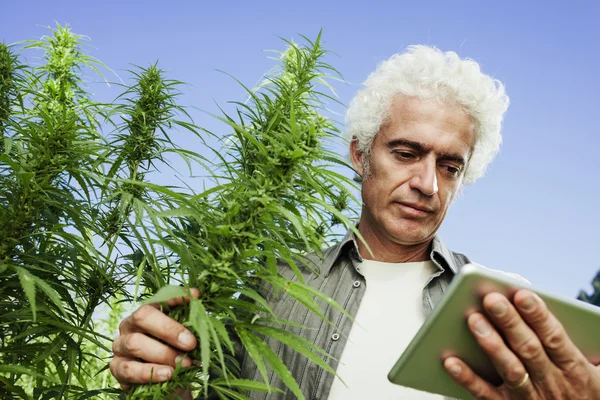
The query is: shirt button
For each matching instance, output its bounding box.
[352,280,361,288]
[331,333,340,341]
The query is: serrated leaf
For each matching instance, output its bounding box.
[212,386,251,400]
[213,378,283,393]
[249,325,338,379]
[271,204,308,248]
[133,255,147,301]
[211,316,234,354]
[266,276,327,322]
[235,328,270,390]
[31,274,66,316]
[0,364,60,384]
[264,242,277,276]
[252,334,304,399]
[237,288,276,318]
[207,315,228,384]
[141,285,189,305]
[189,297,211,395]
[14,266,37,321]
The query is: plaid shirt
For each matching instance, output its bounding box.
[238,228,471,399]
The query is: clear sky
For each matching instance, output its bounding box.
[2,0,599,298]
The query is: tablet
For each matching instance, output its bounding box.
[387,263,600,399]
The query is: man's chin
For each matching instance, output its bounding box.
[386,221,434,246]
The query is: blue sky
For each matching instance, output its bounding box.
[2,0,599,298]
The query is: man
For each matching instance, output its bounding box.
[110,46,600,399]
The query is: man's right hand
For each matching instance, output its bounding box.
[109,288,200,391]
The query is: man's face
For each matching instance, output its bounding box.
[351,95,477,247]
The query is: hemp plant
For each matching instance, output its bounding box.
[1,24,359,400]
[100,61,204,293]
[125,33,360,400]
[0,24,120,399]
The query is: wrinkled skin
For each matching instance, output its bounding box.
[443,290,600,399]
[109,289,199,399]
[350,95,475,263]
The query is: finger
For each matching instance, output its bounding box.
[467,313,531,389]
[482,292,552,378]
[162,288,200,308]
[112,332,192,368]
[513,290,586,371]
[443,356,503,400]
[119,305,197,351]
[109,355,173,385]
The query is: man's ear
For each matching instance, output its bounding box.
[350,138,364,177]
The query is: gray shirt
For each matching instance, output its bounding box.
[239,228,470,399]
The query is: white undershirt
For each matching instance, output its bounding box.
[327,259,445,400]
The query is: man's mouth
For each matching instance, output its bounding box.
[395,202,434,217]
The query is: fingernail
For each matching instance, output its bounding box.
[490,301,507,316]
[175,355,192,367]
[449,364,462,376]
[519,296,537,311]
[157,367,172,380]
[178,331,195,348]
[474,319,491,336]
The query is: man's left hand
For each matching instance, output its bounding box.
[443,289,600,399]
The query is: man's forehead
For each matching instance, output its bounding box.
[390,95,475,126]
[381,96,477,154]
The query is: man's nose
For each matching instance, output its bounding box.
[409,157,438,196]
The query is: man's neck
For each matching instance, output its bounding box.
[356,219,432,263]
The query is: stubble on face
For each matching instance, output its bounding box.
[351,95,477,262]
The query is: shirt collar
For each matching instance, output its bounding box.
[323,226,460,276]
[430,235,459,274]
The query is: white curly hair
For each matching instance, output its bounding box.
[344,45,510,185]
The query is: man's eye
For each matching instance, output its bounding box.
[444,165,461,176]
[393,151,416,160]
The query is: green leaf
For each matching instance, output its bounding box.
[264,242,277,277]
[31,274,67,316]
[290,148,305,160]
[267,276,327,321]
[210,317,234,354]
[213,378,284,393]
[0,364,60,384]
[270,204,309,248]
[211,386,252,400]
[133,255,147,301]
[235,328,270,390]
[252,333,304,400]
[294,279,354,321]
[141,285,189,305]
[188,297,211,395]
[237,288,276,318]
[207,315,228,384]
[4,137,13,154]
[14,266,37,322]
[249,325,337,378]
